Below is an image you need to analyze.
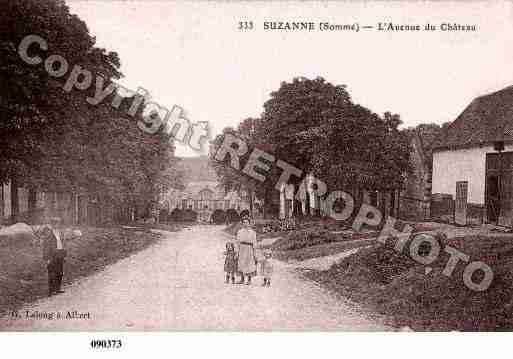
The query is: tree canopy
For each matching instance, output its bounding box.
[210,76,412,215]
[209,118,264,212]
[1,0,182,220]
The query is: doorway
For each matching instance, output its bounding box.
[455,181,468,225]
[486,175,500,223]
[485,152,513,226]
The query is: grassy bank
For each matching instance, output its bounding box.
[273,239,376,262]
[222,219,378,261]
[305,234,513,331]
[266,220,376,259]
[0,225,169,316]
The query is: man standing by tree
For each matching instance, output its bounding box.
[40,217,67,296]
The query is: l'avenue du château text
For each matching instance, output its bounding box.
[377,22,477,31]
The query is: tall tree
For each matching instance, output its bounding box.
[213,77,411,217]
[258,77,351,171]
[307,108,410,193]
[403,122,451,171]
[209,119,265,214]
[0,0,121,189]
[0,0,183,222]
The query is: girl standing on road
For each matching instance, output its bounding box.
[261,249,273,287]
[223,242,237,284]
[235,216,257,285]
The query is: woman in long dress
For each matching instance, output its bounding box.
[235,216,257,285]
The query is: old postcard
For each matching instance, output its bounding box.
[1,0,513,352]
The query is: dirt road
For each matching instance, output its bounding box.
[0,225,387,331]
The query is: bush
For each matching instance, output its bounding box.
[279,218,297,231]
[226,209,240,223]
[254,222,269,234]
[211,209,226,224]
[159,209,170,223]
[0,223,38,247]
[239,209,250,219]
[169,208,184,221]
[182,209,198,222]
[258,218,298,234]
[272,228,338,251]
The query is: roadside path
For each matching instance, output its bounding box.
[1,225,387,331]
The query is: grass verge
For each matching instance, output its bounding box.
[0,225,168,317]
[305,234,513,331]
[273,239,376,262]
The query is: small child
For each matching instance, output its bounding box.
[224,242,237,284]
[261,249,273,287]
[254,237,265,275]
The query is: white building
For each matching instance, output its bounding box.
[432,85,513,226]
[160,156,253,222]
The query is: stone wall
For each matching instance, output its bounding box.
[430,193,454,222]
[399,196,430,221]
[467,203,485,225]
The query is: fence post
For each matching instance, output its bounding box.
[0,182,4,221]
[397,191,401,220]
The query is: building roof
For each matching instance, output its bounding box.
[161,156,250,208]
[177,156,217,182]
[180,181,221,199]
[199,187,214,194]
[433,85,513,151]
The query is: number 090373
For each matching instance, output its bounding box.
[90,339,122,349]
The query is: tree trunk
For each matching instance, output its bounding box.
[248,189,254,215]
[0,182,4,221]
[84,195,88,225]
[262,193,266,219]
[28,187,37,224]
[74,193,79,225]
[305,186,310,217]
[263,188,273,219]
[10,175,19,222]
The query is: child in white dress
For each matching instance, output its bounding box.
[261,249,273,287]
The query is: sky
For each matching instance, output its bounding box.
[67,0,513,157]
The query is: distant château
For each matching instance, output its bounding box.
[161,156,251,222]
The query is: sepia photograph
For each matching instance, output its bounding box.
[1,0,513,355]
